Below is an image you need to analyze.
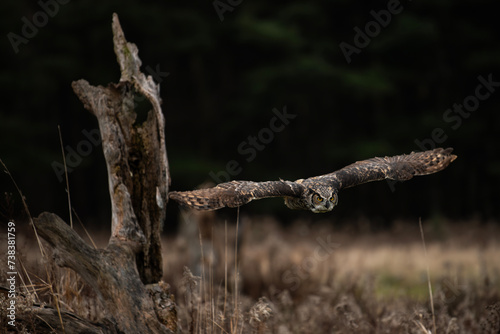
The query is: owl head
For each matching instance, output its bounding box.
[307,187,338,213]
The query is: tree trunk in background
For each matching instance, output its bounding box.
[31,13,175,333]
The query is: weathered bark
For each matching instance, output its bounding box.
[33,213,175,333]
[16,299,118,334]
[72,12,170,284]
[29,13,175,333]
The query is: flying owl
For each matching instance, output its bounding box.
[169,148,456,213]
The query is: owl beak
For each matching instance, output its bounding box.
[324,201,332,210]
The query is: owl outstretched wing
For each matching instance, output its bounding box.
[169,180,305,211]
[169,148,457,211]
[312,147,457,190]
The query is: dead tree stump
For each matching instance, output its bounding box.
[31,13,176,333]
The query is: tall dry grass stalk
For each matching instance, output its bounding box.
[232,207,240,334]
[419,218,437,334]
[1,159,67,332]
[57,125,73,229]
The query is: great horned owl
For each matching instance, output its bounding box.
[169,148,456,213]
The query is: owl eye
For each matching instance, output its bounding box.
[314,194,323,202]
[330,196,336,202]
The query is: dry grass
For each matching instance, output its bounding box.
[2,215,500,333]
[165,215,500,333]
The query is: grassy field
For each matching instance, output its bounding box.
[2,215,500,333]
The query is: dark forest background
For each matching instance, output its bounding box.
[1,0,499,231]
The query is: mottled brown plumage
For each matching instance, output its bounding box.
[169,148,457,213]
